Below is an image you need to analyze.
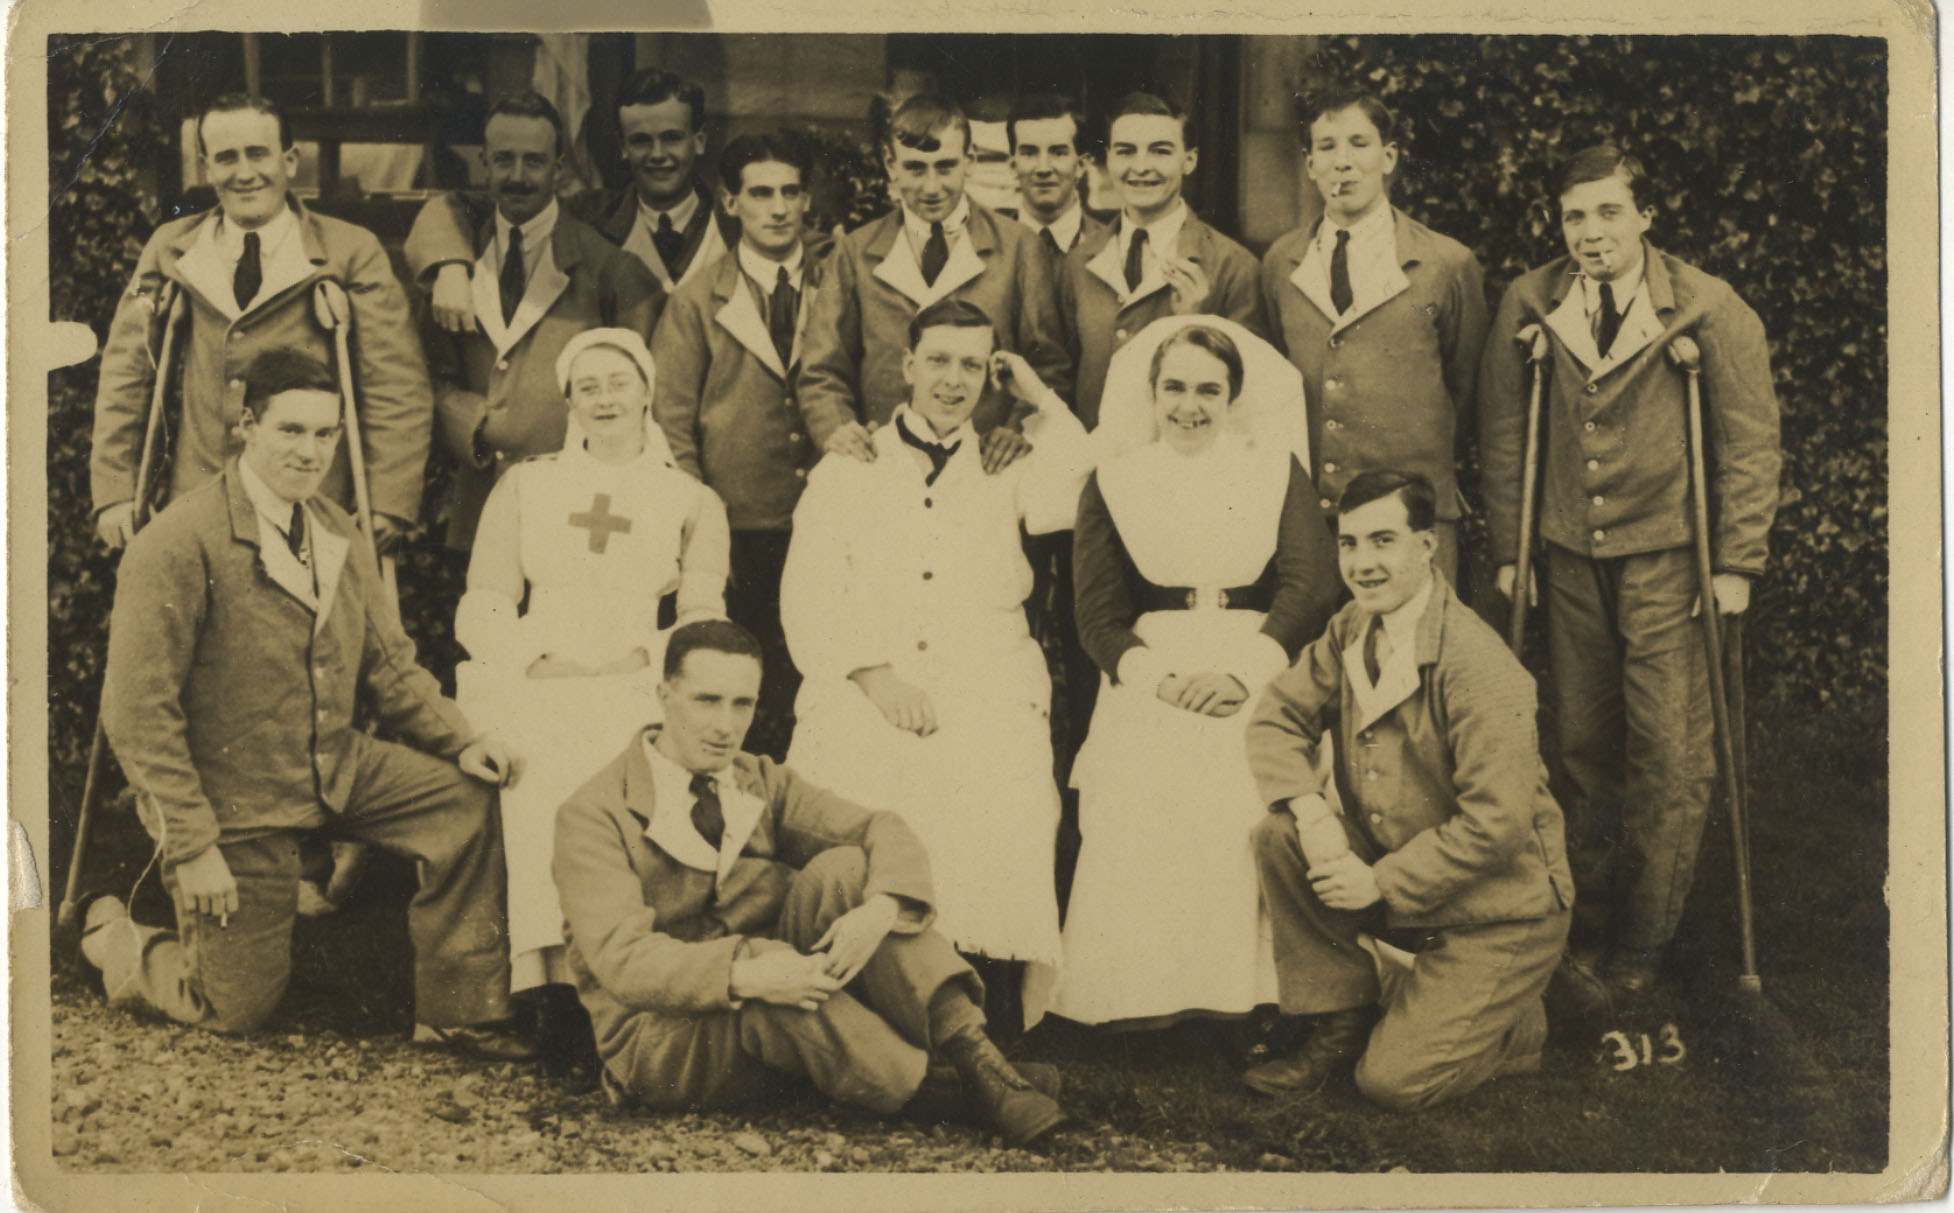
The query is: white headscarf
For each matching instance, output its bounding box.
[556,327,677,468]
[1092,314,1311,471]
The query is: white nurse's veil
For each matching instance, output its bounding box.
[1092,313,1311,471]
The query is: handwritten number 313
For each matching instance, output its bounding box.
[1602,1024,1686,1071]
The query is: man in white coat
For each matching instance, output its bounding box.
[780,298,1092,1027]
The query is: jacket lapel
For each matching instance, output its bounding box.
[170,214,242,321]
[712,258,787,380]
[715,777,767,887]
[471,220,575,358]
[1085,218,1170,310]
[239,201,326,320]
[1544,273,1600,372]
[1330,211,1414,333]
[1287,222,1338,324]
[308,508,354,632]
[225,466,319,613]
[870,209,987,308]
[1586,244,1674,378]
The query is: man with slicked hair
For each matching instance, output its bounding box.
[1003,93,1108,260]
[1244,470,1571,1111]
[797,94,1072,464]
[1478,144,1780,999]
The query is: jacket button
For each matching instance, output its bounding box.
[1323,461,1338,474]
[1320,498,1334,511]
[1328,336,1341,350]
[917,640,928,652]
[1593,528,1606,542]
[794,468,807,479]
[1584,382,1598,394]
[923,498,933,508]
[1369,812,1383,823]
[789,432,803,444]
[1325,377,1341,390]
[1592,494,1605,506]
[1115,328,1128,341]
[1365,770,1378,781]
[496,358,509,371]
[1584,421,1597,432]
[922,571,933,581]
[1325,419,1340,430]
[1586,459,1599,471]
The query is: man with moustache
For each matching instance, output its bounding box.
[782,299,1093,1026]
[553,619,1068,1146]
[1479,145,1780,998]
[1004,94,1108,260]
[416,70,735,333]
[413,91,665,549]
[78,348,529,1058]
[798,94,1072,463]
[1243,470,1572,1110]
[1260,90,1488,586]
[91,93,430,554]
[652,132,826,760]
[1055,89,1266,430]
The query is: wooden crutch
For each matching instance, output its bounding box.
[311,279,398,602]
[57,281,187,931]
[1506,323,1551,654]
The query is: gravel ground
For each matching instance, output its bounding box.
[48,981,1229,1175]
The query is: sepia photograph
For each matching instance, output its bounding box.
[11,1,1942,1208]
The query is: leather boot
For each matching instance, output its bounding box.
[1242,1006,1376,1097]
[940,1032,1068,1147]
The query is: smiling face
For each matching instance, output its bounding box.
[565,345,650,445]
[885,124,970,224]
[902,322,994,438]
[483,113,562,226]
[1106,113,1196,225]
[1338,490,1437,616]
[620,98,706,209]
[1558,172,1653,283]
[656,649,761,773]
[1306,104,1399,225]
[724,158,807,259]
[1011,115,1084,222]
[200,108,299,230]
[1150,339,1235,456]
[240,388,342,503]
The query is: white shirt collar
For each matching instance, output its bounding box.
[642,734,728,868]
[1377,571,1435,653]
[1118,200,1188,260]
[236,456,305,535]
[1579,252,1647,315]
[214,202,299,265]
[902,196,971,247]
[737,240,805,292]
[494,198,559,263]
[891,404,975,453]
[1022,199,1084,251]
[639,186,701,233]
[1316,200,1395,255]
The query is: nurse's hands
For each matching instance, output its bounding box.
[1156,671,1249,717]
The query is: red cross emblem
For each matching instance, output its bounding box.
[568,493,633,553]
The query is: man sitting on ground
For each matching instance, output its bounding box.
[552,619,1068,1147]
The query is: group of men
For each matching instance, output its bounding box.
[73,59,1778,1133]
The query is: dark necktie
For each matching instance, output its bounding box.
[1363,616,1387,685]
[895,414,961,485]
[286,501,306,562]
[1040,227,1062,259]
[499,224,526,325]
[920,221,949,286]
[1330,228,1353,316]
[689,772,725,850]
[1595,281,1623,357]
[1123,227,1148,292]
[654,212,686,274]
[768,266,797,369]
[234,231,263,309]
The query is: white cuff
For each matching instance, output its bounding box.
[1117,645,1169,690]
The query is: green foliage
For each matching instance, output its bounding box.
[1309,34,1887,719]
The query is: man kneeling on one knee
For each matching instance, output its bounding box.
[1243,470,1574,1111]
[552,620,1067,1147]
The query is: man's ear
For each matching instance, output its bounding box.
[720,186,738,219]
[901,349,916,387]
[690,130,708,157]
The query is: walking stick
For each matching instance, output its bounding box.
[1506,324,1551,654]
[1666,335,1762,994]
[311,279,398,602]
[57,282,186,932]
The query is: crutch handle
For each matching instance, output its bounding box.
[1516,323,1550,363]
[313,278,351,331]
[1666,334,1702,372]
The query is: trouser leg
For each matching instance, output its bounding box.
[1613,549,1716,950]
[86,832,303,1033]
[1354,910,1569,1111]
[338,734,512,1027]
[1251,810,1381,1015]
[727,529,800,762]
[1545,545,1629,940]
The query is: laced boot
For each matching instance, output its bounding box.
[940,1032,1068,1147]
[1242,1006,1377,1098]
